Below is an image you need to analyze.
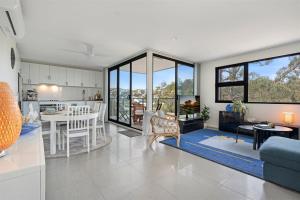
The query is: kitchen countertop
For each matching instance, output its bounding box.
[0,127,45,181]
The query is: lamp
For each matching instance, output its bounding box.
[0,82,22,158]
[283,112,295,125]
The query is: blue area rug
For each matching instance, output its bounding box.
[160,129,263,178]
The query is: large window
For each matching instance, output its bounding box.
[177,64,194,96]
[153,56,176,114]
[216,64,246,102]
[152,54,195,115]
[216,52,300,104]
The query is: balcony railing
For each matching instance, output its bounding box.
[109,97,177,120]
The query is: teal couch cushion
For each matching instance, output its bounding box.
[260,136,300,171]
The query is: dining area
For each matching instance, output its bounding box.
[40,102,108,157]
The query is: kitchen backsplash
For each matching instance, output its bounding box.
[23,84,102,101]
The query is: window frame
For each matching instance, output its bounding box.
[152,53,195,115]
[215,63,247,103]
[215,52,300,104]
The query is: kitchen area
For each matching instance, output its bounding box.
[20,62,104,115]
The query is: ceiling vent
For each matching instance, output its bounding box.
[0,0,25,39]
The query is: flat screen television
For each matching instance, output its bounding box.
[178,95,200,115]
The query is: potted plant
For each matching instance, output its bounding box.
[200,105,210,128]
[232,99,247,115]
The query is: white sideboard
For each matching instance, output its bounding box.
[0,128,45,200]
[20,62,103,88]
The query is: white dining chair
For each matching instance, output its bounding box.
[96,103,107,141]
[62,105,90,157]
[93,102,101,113]
[40,103,65,150]
[56,103,67,150]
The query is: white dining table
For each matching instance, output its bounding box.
[40,111,99,155]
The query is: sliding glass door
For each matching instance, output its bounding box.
[131,56,147,129]
[152,54,195,116]
[109,53,194,128]
[118,64,131,125]
[153,56,176,115]
[108,54,147,129]
[109,69,118,121]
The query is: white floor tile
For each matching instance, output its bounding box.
[45,123,300,200]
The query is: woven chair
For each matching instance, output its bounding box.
[149,115,180,147]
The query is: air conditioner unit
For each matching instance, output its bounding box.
[0,0,25,39]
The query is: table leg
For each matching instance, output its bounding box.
[253,129,257,150]
[257,131,261,149]
[50,121,57,155]
[92,118,97,146]
[236,128,239,143]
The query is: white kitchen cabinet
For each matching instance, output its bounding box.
[21,61,102,88]
[21,62,30,84]
[81,70,90,87]
[50,66,67,86]
[67,68,81,87]
[30,63,40,84]
[21,62,39,84]
[95,71,103,88]
[39,64,50,84]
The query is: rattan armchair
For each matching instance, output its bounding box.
[149,115,181,147]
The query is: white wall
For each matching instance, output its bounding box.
[200,42,300,128]
[0,31,20,98]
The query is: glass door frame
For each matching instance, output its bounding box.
[152,53,195,116]
[108,53,147,129]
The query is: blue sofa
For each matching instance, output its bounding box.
[260,136,300,192]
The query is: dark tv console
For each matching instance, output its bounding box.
[178,116,204,134]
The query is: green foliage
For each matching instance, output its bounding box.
[220,55,300,103]
[153,78,194,114]
[232,99,247,114]
[200,105,210,121]
[248,56,300,102]
[178,79,194,95]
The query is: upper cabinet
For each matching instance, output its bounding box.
[20,62,39,84]
[39,64,50,84]
[89,71,96,87]
[66,68,81,87]
[95,71,103,88]
[50,66,67,86]
[30,63,40,84]
[20,62,30,84]
[80,70,90,87]
[20,62,102,88]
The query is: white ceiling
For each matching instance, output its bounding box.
[17,0,300,70]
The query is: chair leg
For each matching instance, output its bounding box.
[57,130,61,150]
[83,136,86,147]
[67,137,70,157]
[99,127,102,138]
[62,134,65,150]
[102,122,106,141]
[87,134,90,153]
[148,135,157,146]
[177,135,181,147]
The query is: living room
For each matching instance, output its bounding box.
[0,1,300,200]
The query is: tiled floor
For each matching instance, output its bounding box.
[46,123,300,200]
